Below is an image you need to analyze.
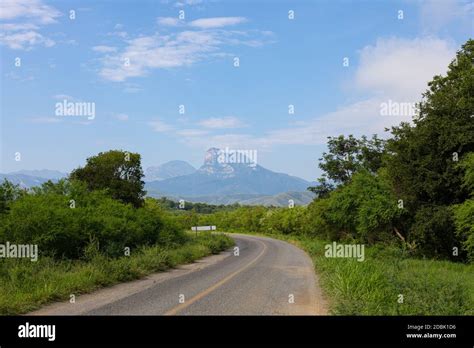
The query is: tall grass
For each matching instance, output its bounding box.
[294,237,474,315]
[234,231,473,315]
[0,233,233,315]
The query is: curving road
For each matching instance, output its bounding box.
[30,234,327,315]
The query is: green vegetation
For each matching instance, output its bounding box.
[0,233,233,315]
[70,150,146,208]
[0,151,233,315]
[154,196,242,213]
[305,39,474,260]
[0,40,471,316]
[186,40,474,315]
[0,180,187,259]
[453,153,474,261]
[286,235,473,315]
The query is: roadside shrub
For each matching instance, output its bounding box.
[261,207,308,235]
[306,170,404,244]
[306,198,334,239]
[408,205,459,260]
[452,153,474,262]
[453,200,474,261]
[0,180,186,259]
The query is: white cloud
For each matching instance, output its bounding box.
[0,30,54,49]
[0,23,39,31]
[149,119,174,132]
[107,30,128,39]
[355,37,455,100]
[98,28,271,82]
[264,37,456,145]
[419,0,474,33]
[174,0,203,7]
[265,37,456,144]
[198,116,246,129]
[157,17,182,27]
[176,129,209,137]
[177,36,457,150]
[0,0,61,50]
[175,98,409,150]
[0,0,61,23]
[189,17,247,29]
[92,45,117,53]
[99,32,211,81]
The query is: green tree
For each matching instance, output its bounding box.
[0,180,25,214]
[320,170,405,244]
[382,39,474,259]
[312,134,386,188]
[385,40,474,207]
[70,150,145,207]
[453,153,474,261]
[307,176,334,198]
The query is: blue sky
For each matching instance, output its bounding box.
[1,0,472,181]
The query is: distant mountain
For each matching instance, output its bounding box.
[10,170,67,180]
[146,191,316,207]
[0,170,67,188]
[0,173,52,188]
[144,160,196,182]
[1,150,314,207]
[145,148,311,197]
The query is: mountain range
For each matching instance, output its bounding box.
[145,148,314,205]
[144,160,196,181]
[1,148,315,206]
[0,170,67,188]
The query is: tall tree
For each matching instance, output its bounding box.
[383,39,474,258]
[385,39,474,207]
[308,134,386,195]
[70,150,145,207]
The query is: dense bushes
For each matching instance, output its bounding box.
[0,180,25,214]
[196,206,267,232]
[409,205,459,259]
[453,200,474,261]
[261,206,308,235]
[316,170,403,244]
[452,153,474,261]
[0,180,185,259]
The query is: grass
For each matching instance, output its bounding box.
[0,232,234,315]
[297,237,474,315]
[228,230,474,315]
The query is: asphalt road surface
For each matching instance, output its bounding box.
[30,234,327,315]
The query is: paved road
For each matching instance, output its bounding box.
[30,234,327,315]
